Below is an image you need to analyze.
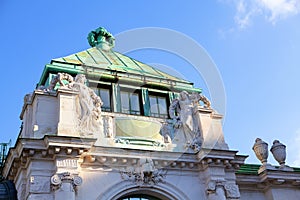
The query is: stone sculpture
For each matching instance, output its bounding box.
[35,73,103,137]
[72,74,103,136]
[207,180,240,200]
[252,138,269,166]
[87,27,115,49]
[23,93,32,104]
[103,116,113,138]
[160,123,172,143]
[48,73,74,91]
[36,72,74,92]
[169,91,203,151]
[191,92,211,108]
[43,73,104,135]
[270,140,287,168]
[120,158,166,185]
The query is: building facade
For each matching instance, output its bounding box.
[2,27,300,200]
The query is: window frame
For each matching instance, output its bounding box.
[120,87,142,115]
[90,83,112,112]
[148,91,169,119]
[119,194,161,200]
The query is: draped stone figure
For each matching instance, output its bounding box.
[169,91,203,151]
[73,74,103,136]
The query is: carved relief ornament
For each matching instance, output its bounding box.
[207,180,240,199]
[120,158,166,185]
[50,172,83,191]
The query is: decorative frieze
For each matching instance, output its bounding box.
[56,159,78,168]
[207,180,240,200]
[120,158,166,185]
[99,156,107,163]
[53,147,60,154]
[79,148,246,174]
[224,183,240,199]
[66,148,73,155]
[199,157,243,171]
[115,137,165,147]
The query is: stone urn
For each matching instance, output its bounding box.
[252,138,268,165]
[270,140,286,167]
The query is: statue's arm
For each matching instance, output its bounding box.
[169,99,179,120]
[89,88,103,106]
[87,31,96,47]
[199,94,211,108]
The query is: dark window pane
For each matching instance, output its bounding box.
[149,95,168,118]
[99,88,110,111]
[130,93,140,114]
[149,96,158,114]
[120,90,141,115]
[158,97,167,115]
[121,91,130,113]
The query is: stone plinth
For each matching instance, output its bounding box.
[196,107,229,150]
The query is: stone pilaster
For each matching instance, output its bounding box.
[199,150,245,200]
[51,172,83,200]
[57,89,79,137]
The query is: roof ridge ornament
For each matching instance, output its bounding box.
[87,27,115,51]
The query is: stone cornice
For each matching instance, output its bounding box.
[197,106,214,114]
[237,167,300,190]
[3,135,247,181]
[81,146,247,172]
[2,135,96,180]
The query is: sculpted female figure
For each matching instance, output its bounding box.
[169,91,203,151]
[73,74,103,136]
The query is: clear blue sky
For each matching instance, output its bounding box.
[1,0,300,165]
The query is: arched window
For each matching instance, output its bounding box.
[118,194,162,200]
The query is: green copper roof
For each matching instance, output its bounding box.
[236,164,300,175]
[38,27,201,93]
[236,164,260,175]
[51,47,191,84]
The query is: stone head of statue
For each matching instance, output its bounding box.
[75,74,86,84]
[179,91,189,101]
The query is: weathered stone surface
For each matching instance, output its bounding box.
[29,176,50,193]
